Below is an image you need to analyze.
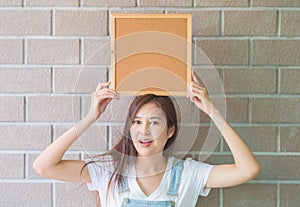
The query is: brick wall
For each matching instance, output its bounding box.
[0,1,299,206]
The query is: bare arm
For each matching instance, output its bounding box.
[33,81,119,183]
[188,73,260,188]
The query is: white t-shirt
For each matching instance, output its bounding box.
[86,156,214,207]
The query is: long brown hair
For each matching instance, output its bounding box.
[83,94,179,204]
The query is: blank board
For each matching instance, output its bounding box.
[111,14,192,96]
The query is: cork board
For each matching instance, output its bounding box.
[111,14,192,96]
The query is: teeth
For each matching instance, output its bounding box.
[139,140,152,143]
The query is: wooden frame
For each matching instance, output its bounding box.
[111,14,192,96]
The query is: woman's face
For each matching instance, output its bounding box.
[130,102,174,157]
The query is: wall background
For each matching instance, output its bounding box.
[0,0,299,206]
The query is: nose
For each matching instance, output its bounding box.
[139,121,150,135]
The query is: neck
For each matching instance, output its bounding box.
[135,154,168,176]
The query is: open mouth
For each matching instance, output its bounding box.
[139,140,153,144]
[138,140,153,147]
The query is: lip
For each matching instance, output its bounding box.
[138,140,153,147]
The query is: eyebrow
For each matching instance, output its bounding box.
[134,116,162,120]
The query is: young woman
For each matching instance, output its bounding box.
[33,74,260,207]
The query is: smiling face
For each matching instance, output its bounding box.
[130,102,175,157]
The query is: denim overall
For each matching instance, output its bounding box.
[118,160,184,207]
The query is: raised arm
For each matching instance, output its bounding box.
[188,73,260,188]
[33,81,119,183]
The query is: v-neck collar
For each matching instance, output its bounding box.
[131,156,174,198]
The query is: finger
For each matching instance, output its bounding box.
[192,70,201,85]
[191,82,207,93]
[95,94,116,103]
[96,90,120,100]
[96,80,111,91]
[96,88,119,97]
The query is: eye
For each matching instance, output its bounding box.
[150,121,159,125]
[132,120,141,125]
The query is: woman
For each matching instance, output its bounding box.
[33,74,260,206]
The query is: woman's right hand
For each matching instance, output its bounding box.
[88,80,119,120]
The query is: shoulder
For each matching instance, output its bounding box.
[85,156,115,173]
[183,157,213,169]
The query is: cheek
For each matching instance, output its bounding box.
[129,127,138,140]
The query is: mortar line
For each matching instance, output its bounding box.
[79,38,84,64]
[220,188,224,207]
[23,38,27,65]
[220,10,224,36]
[277,183,280,207]
[249,38,253,66]
[277,127,281,152]
[277,68,281,95]
[51,66,55,93]
[24,96,27,122]
[248,97,252,123]
[24,153,28,179]
[52,182,56,207]
[277,10,281,37]
[51,10,55,36]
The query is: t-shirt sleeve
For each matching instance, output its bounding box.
[86,162,100,191]
[185,158,215,197]
[85,160,113,192]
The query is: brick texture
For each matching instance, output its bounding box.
[176,125,221,152]
[0,125,51,150]
[224,11,277,36]
[0,67,51,93]
[280,127,300,152]
[83,39,111,65]
[257,155,300,180]
[0,154,24,178]
[56,183,96,207]
[168,10,220,36]
[195,40,249,65]
[0,0,22,6]
[280,184,300,207]
[253,40,300,66]
[54,125,108,151]
[55,10,107,36]
[223,68,277,94]
[0,39,23,64]
[27,96,81,122]
[139,0,192,7]
[224,184,277,207]
[281,68,300,93]
[224,126,277,152]
[0,183,52,207]
[83,0,136,7]
[226,97,248,123]
[54,66,107,93]
[0,2,299,207]
[281,11,300,36]
[252,0,300,7]
[26,0,79,7]
[0,10,51,35]
[0,96,24,121]
[195,0,249,7]
[27,39,80,64]
[252,98,300,123]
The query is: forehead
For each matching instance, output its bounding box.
[135,102,165,118]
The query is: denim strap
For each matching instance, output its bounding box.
[167,159,184,196]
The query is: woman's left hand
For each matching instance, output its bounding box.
[187,72,215,117]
